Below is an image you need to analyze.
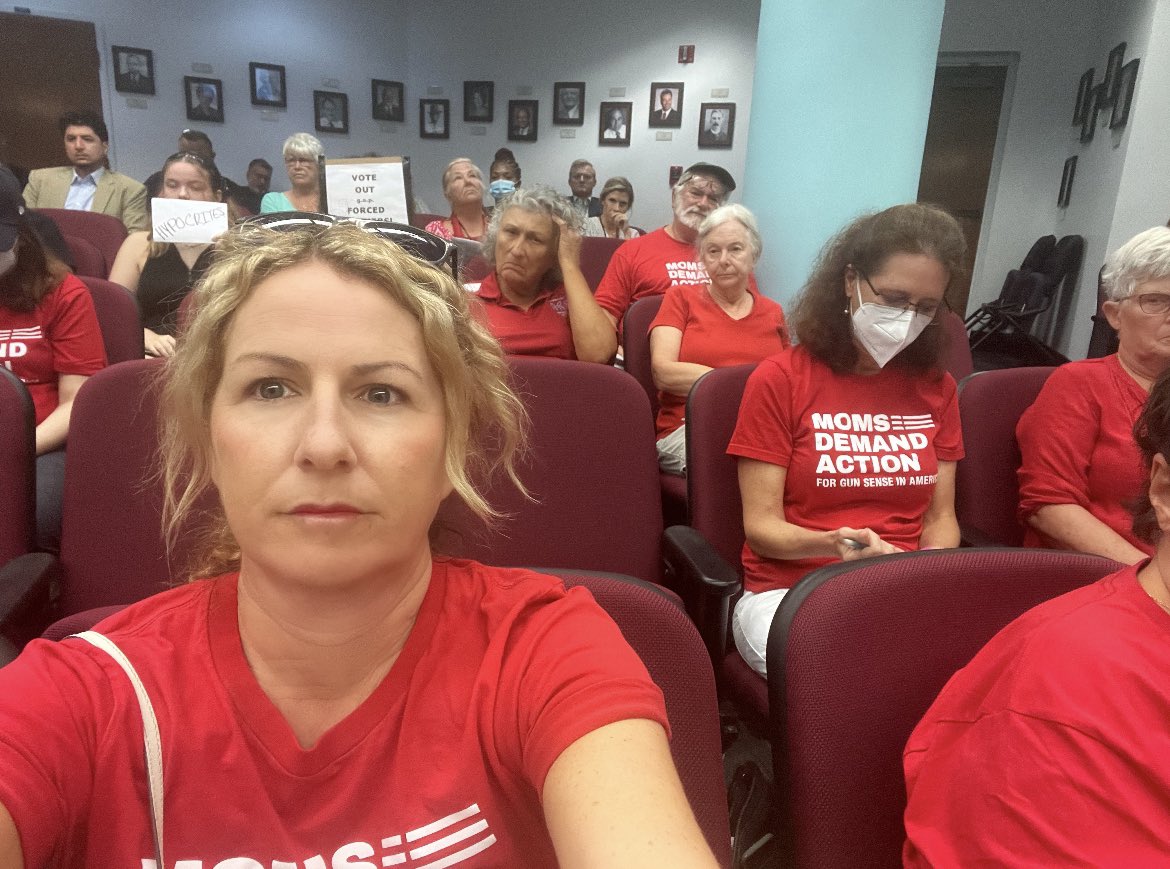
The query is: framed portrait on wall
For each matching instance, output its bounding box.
[420,99,450,139]
[1109,58,1140,129]
[648,82,683,128]
[464,81,494,123]
[184,76,224,123]
[598,101,631,146]
[314,90,349,134]
[698,102,735,148]
[1072,67,1094,125]
[508,100,538,142]
[553,81,585,125]
[1057,155,1076,208]
[250,62,286,108]
[372,80,404,122]
[1102,41,1127,104]
[1079,84,1102,143]
[112,46,154,95]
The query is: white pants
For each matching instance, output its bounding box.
[656,425,687,475]
[732,587,789,677]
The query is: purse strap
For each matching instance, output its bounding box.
[72,630,166,866]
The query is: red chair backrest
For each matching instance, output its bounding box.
[434,357,664,584]
[580,236,624,292]
[939,309,972,383]
[0,367,36,564]
[63,234,107,278]
[408,212,444,229]
[460,253,491,283]
[685,363,757,567]
[955,366,1056,546]
[35,208,127,277]
[769,547,1120,869]
[620,294,664,420]
[77,276,145,363]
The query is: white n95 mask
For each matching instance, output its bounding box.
[850,282,933,368]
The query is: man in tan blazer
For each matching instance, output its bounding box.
[22,110,148,232]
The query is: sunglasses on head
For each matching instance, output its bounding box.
[241,211,458,273]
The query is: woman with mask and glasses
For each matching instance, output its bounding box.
[261,133,324,214]
[727,203,966,676]
[0,219,718,867]
[1016,226,1170,564]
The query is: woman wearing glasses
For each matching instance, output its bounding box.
[473,184,615,362]
[0,221,718,867]
[109,151,223,357]
[260,133,324,214]
[1016,226,1170,563]
[728,203,966,676]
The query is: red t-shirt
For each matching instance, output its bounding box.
[727,346,964,592]
[595,227,711,321]
[649,282,789,437]
[1016,354,1152,556]
[0,558,667,867]
[471,271,576,360]
[904,564,1170,866]
[0,273,107,424]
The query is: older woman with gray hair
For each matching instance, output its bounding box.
[472,184,615,362]
[1017,225,1170,563]
[650,203,788,474]
[260,133,324,213]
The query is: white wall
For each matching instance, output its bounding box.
[940,0,1162,357]
[16,0,761,229]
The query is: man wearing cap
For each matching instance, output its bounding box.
[22,110,148,232]
[593,162,738,355]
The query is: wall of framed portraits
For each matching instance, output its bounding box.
[940,0,1166,357]
[13,0,760,231]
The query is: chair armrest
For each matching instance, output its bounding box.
[958,523,1001,548]
[662,525,742,662]
[0,552,60,649]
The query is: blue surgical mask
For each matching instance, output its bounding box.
[489,179,516,202]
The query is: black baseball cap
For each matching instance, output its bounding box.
[0,165,24,252]
[683,162,736,193]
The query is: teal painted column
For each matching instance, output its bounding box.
[743,0,946,304]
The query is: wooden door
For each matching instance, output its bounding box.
[918,64,1007,317]
[0,12,101,176]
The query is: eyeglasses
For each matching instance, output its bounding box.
[1124,293,1170,315]
[242,211,458,273]
[284,156,316,166]
[856,269,946,318]
[571,173,595,181]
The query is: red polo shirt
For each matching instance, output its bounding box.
[471,272,576,360]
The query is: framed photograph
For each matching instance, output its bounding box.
[372,80,404,122]
[1072,68,1094,125]
[648,82,683,128]
[598,101,631,146]
[1110,58,1140,129]
[1102,41,1127,105]
[314,90,349,134]
[420,99,450,139]
[698,102,735,148]
[1058,155,1077,208]
[553,81,585,126]
[508,99,538,142]
[184,76,224,124]
[1079,84,1102,143]
[249,62,286,108]
[112,45,154,95]
[464,81,493,123]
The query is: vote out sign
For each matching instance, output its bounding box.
[323,157,410,224]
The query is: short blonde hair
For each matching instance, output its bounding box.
[1103,226,1170,301]
[159,223,526,579]
[282,132,324,162]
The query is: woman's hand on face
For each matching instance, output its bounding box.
[144,328,177,358]
[832,526,900,561]
[553,216,582,268]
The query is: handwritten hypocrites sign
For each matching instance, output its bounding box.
[323,157,409,223]
[151,199,228,243]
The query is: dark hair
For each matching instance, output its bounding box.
[791,203,967,375]
[248,158,273,172]
[179,129,213,148]
[1132,369,1170,543]
[0,224,64,313]
[490,148,521,185]
[59,110,108,142]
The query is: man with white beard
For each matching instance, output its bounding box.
[594,163,736,346]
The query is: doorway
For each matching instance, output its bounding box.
[917,62,1009,317]
[0,12,102,179]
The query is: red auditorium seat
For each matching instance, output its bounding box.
[77,275,146,363]
[579,235,624,292]
[35,208,128,277]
